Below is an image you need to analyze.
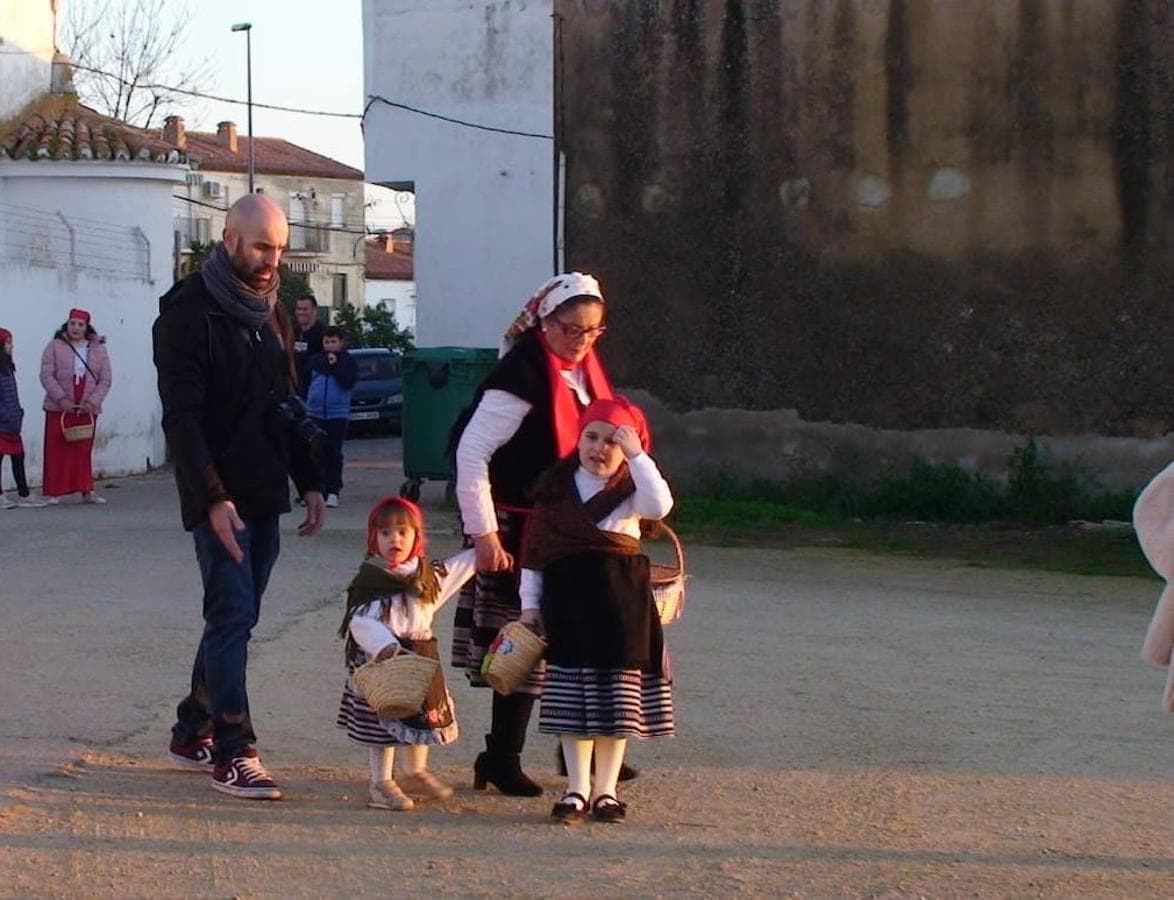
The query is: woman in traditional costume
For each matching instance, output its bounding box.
[451,272,616,796]
[39,308,112,504]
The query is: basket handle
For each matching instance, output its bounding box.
[642,521,684,570]
[663,523,684,570]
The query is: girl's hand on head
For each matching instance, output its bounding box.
[611,425,643,459]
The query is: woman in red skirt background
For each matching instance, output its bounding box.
[39,308,113,504]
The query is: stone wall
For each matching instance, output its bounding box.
[558,0,1174,439]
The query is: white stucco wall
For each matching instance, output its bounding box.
[0,161,186,487]
[0,0,56,118]
[362,0,554,347]
[364,278,416,335]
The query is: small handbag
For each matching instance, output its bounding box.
[60,407,95,443]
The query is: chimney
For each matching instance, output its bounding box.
[216,121,238,153]
[163,115,186,149]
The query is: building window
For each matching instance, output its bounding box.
[333,273,348,307]
[174,216,211,248]
[330,194,345,228]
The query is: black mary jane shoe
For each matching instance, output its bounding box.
[550,792,589,825]
[590,794,627,824]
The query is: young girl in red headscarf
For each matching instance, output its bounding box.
[518,396,675,824]
[0,328,47,509]
[337,496,476,811]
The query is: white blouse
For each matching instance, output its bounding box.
[454,367,592,538]
[518,452,674,611]
[347,549,476,659]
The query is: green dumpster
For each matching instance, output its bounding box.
[399,346,498,501]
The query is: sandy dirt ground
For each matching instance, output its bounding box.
[0,436,1171,898]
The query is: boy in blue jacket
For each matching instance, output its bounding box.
[305,326,357,507]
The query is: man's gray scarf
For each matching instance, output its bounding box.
[201,243,280,330]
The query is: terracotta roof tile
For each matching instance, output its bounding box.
[365,239,414,280]
[181,131,363,181]
[0,100,185,164]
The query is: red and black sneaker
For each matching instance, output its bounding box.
[211,748,282,800]
[168,736,214,771]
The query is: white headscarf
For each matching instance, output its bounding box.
[500,272,604,357]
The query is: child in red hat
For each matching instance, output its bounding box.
[337,495,476,810]
[0,328,47,509]
[519,395,675,824]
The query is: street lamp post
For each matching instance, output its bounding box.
[231,22,254,193]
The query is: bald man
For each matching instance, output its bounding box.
[152,194,326,800]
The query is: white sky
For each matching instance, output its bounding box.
[72,0,413,230]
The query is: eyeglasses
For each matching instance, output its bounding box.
[550,318,607,341]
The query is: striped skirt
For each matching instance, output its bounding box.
[450,508,544,695]
[538,666,675,739]
[336,656,459,747]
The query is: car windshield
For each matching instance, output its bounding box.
[355,354,401,381]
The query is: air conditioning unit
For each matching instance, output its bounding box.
[185,172,203,186]
[202,181,223,198]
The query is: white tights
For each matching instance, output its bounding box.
[369,745,429,784]
[559,735,628,805]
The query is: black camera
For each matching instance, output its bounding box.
[273,395,326,449]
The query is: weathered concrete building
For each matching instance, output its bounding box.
[365,0,1174,488]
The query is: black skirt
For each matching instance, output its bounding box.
[538,551,675,739]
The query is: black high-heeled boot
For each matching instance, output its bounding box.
[471,694,542,796]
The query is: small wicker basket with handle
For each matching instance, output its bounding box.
[480,621,547,695]
[648,524,687,626]
[352,651,440,719]
[60,407,95,443]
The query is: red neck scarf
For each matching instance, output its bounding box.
[536,330,613,457]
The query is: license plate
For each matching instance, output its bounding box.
[349,411,379,421]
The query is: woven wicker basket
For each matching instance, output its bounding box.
[480,621,546,695]
[60,408,95,443]
[352,651,439,719]
[649,524,687,626]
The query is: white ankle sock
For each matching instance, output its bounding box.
[370,746,394,784]
[560,735,592,805]
[402,745,428,776]
[592,736,627,800]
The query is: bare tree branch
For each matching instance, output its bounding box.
[61,0,215,129]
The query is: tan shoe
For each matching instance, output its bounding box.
[399,769,454,801]
[368,779,415,811]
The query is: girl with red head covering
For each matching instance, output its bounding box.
[0,328,47,509]
[518,396,675,824]
[336,496,477,811]
[38,308,113,504]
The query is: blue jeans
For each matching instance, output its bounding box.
[173,516,281,763]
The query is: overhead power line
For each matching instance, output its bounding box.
[173,194,392,237]
[57,61,555,138]
[361,95,552,140]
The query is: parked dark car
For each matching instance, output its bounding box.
[348,348,403,434]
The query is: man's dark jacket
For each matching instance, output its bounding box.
[152,271,321,530]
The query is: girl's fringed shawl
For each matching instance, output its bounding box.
[521,456,639,569]
[337,557,441,664]
[1132,462,1174,712]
